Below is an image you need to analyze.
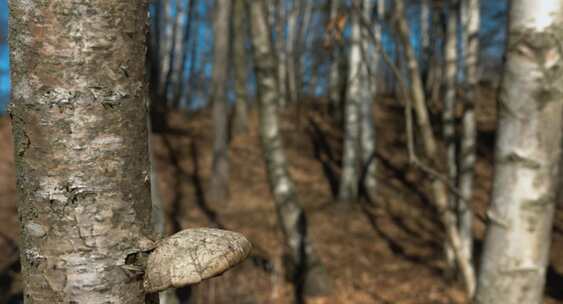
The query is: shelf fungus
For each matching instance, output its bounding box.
[143,228,252,293]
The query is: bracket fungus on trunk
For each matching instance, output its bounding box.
[143,228,252,293]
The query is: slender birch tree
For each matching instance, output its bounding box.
[248,0,330,298]
[328,0,341,112]
[392,0,476,295]
[286,0,300,104]
[338,0,363,202]
[276,0,289,106]
[209,0,233,202]
[442,0,459,269]
[475,1,563,303]
[458,0,479,263]
[359,0,381,203]
[159,0,175,98]
[232,0,249,135]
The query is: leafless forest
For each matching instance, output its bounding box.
[2,0,563,303]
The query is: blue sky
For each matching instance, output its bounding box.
[0,0,506,113]
[0,0,9,112]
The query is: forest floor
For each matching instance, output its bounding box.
[1,87,563,303]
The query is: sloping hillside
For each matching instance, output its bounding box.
[1,91,563,303]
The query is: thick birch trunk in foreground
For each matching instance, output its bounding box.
[393,0,476,295]
[475,2,563,303]
[338,3,362,202]
[9,0,154,302]
[248,0,330,298]
[459,0,479,264]
[209,0,233,203]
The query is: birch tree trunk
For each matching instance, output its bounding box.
[393,0,476,295]
[232,0,249,135]
[420,0,430,69]
[167,0,186,105]
[159,0,174,99]
[442,0,459,269]
[459,0,479,264]
[276,0,289,107]
[358,0,378,203]
[328,0,341,112]
[338,1,363,202]
[286,0,299,104]
[9,0,155,302]
[172,0,196,108]
[248,0,330,298]
[209,0,233,203]
[475,2,563,303]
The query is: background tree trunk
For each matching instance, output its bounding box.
[209,0,233,203]
[286,0,299,104]
[359,0,380,203]
[9,0,154,302]
[442,0,459,270]
[232,0,249,135]
[276,0,289,106]
[328,0,341,113]
[166,0,186,104]
[159,0,174,99]
[338,0,363,203]
[248,0,330,299]
[458,0,479,264]
[393,0,476,295]
[475,1,563,303]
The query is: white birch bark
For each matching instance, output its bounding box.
[286,0,299,104]
[393,0,476,295]
[276,0,289,106]
[443,0,459,270]
[168,0,186,105]
[359,0,378,202]
[328,0,341,110]
[459,0,479,265]
[159,0,175,98]
[475,2,563,303]
[338,0,363,202]
[248,0,331,297]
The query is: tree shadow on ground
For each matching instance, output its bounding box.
[307,118,340,198]
[360,204,445,276]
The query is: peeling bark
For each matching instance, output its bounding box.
[475,2,563,303]
[9,0,154,302]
